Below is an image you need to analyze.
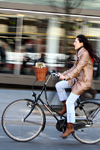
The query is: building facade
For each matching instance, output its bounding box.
[0,0,100,89]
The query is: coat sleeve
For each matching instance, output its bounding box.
[64,51,89,80]
[61,61,76,76]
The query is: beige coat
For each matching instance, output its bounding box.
[62,47,93,95]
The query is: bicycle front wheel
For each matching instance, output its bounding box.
[2,99,46,142]
[73,101,100,144]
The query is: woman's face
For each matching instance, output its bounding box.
[74,38,83,50]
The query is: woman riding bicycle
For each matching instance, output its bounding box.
[55,34,100,138]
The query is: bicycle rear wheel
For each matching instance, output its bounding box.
[2,99,46,142]
[73,101,100,144]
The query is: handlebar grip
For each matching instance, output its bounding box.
[55,74,60,78]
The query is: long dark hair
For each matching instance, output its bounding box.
[77,34,100,62]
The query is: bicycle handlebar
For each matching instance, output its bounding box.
[50,70,60,78]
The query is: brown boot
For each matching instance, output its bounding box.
[59,100,66,115]
[60,123,74,138]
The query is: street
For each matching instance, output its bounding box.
[0,88,100,150]
[1,124,100,150]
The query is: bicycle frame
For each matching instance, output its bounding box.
[23,71,99,125]
[23,73,66,122]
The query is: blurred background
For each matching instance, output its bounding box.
[0,0,100,90]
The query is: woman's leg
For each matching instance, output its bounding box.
[55,80,70,101]
[55,80,70,114]
[60,92,80,138]
[59,100,66,115]
[66,92,80,123]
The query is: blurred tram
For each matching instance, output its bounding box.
[0,2,100,90]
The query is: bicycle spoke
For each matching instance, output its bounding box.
[2,99,45,142]
[25,120,43,126]
[74,101,100,144]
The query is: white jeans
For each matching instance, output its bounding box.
[55,80,80,123]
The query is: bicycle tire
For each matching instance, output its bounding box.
[73,100,100,144]
[2,99,46,142]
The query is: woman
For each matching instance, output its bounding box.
[55,34,100,138]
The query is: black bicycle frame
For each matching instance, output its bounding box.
[23,73,66,122]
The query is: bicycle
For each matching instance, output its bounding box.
[2,69,100,144]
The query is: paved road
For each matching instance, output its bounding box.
[0,88,100,118]
[1,125,100,150]
[0,88,62,117]
[0,88,100,150]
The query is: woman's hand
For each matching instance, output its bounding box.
[58,73,66,80]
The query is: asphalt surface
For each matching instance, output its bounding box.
[0,88,100,118]
[0,88,100,149]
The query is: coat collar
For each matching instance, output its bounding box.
[76,47,85,59]
[77,47,85,55]
[77,46,84,52]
